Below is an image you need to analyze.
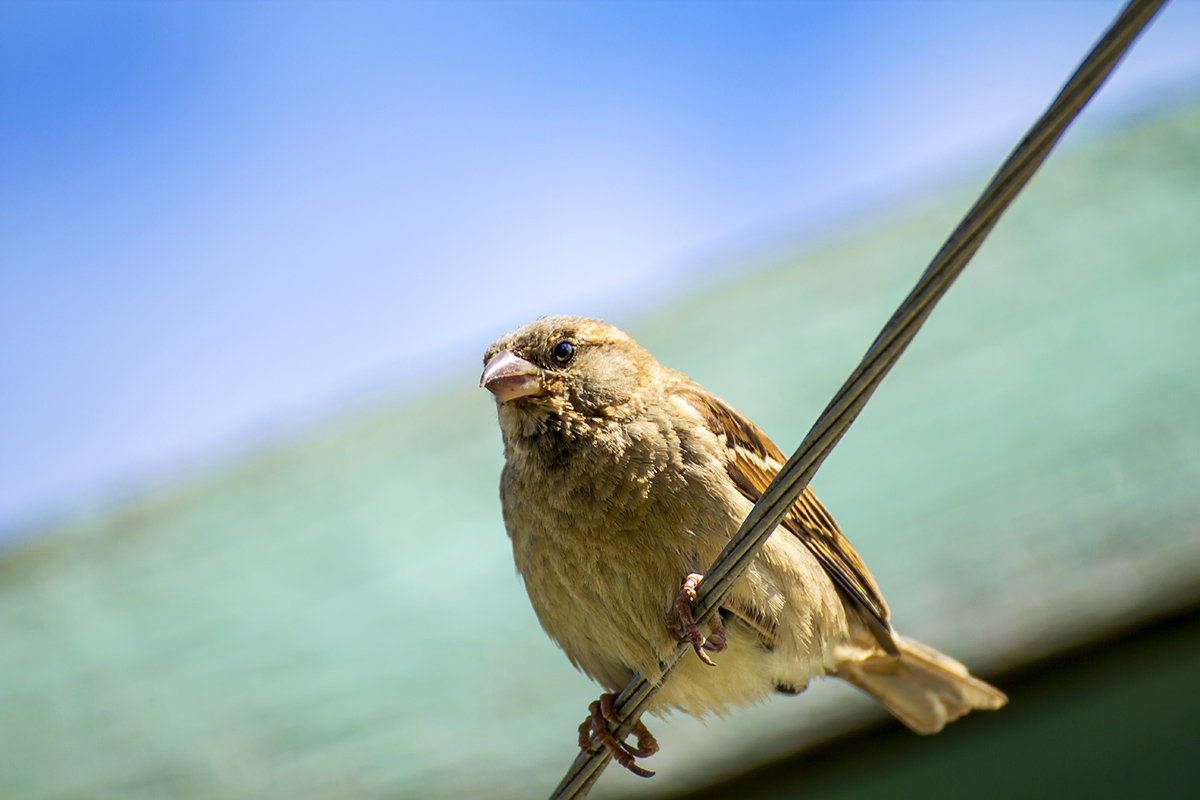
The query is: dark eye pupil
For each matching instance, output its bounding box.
[552,340,575,364]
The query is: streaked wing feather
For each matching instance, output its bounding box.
[680,385,898,654]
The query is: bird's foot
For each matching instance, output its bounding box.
[666,572,727,666]
[576,692,659,778]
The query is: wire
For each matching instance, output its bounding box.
[548,1,1169,797]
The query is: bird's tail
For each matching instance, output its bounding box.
[834,634,1007,734]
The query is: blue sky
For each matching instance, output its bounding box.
[2,1,1198,533]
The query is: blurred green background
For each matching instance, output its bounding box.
[2,95,1198,799]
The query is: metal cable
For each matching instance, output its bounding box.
[549,1,1168,797]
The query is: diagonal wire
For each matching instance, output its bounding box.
[548,1,1168,797]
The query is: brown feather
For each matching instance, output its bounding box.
[720,596,781,648]
[678,385,899,655]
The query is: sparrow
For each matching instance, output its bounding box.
[481,315,1006,777]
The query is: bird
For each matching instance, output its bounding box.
[480,315,1006,776]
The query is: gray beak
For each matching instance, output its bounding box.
[480,350,544,402]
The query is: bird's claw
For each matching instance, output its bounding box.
[666,572,727,667]
[577,692,659,778]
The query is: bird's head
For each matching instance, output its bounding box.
[481,316,657,425]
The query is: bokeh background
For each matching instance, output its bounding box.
[2,2,1199,798]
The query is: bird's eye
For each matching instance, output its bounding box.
[550,339,576,366]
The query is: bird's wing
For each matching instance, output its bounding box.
[679,386,898,654]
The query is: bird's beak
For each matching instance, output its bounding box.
[481,350,544,402]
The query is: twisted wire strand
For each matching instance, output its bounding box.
[550,2,1168,797]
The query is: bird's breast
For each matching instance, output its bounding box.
[498,413,735,684]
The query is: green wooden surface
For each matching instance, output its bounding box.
[670,607,1200,800]
[1,98,1198,799]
